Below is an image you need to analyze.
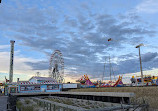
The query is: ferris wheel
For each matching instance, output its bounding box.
[49,50,64,83]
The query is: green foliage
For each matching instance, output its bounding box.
[62,100,73,105]
[22,106,34,111]
[25,99,30,104]
[16,101,23,109]
[69,87,158,109]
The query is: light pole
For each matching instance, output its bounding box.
[136,43,144,86]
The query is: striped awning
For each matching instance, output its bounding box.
[40,81,58,84]
[18,81,58,85]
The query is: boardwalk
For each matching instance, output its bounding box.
[0,96,8,111]
[11,91,135,97]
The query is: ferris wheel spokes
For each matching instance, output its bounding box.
[49,50,64,83]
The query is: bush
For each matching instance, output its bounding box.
[16,101,22,109]
[25,99,30,104]
[22,106,34,111]
[69,87,158,109]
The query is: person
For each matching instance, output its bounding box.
[131,76,136,84]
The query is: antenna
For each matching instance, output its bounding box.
[36,72,41,77]
[111,66,116,81]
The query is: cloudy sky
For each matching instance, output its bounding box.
[0,0,158,83]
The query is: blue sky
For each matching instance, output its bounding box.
[0,0,158,83]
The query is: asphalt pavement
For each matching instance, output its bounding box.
[0,96,8,111]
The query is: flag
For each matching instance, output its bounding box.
[0,83,3,86]
[6,79,9,82]
[108,38,112,41]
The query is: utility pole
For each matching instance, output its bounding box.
[102,58,106,82]
[136,43,144,86]
[109,55,112,81]
[9,40,15,83]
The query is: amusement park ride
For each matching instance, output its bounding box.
[77,74,158,87]
[76,53,124,88]
[131,75,158,86]
[76,74,123,88]
[49,50,64,83]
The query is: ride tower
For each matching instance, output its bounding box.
[9,40,15,83]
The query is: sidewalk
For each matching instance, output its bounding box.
[0,96,8,111]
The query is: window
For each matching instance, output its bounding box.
[10,87,16,93]
[34,86,40,90]
[47,85,59,90]
[20,85,40,91]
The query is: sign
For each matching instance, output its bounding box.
[63,84,77,89]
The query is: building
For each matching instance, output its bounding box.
[17,76,62,93]
[8,82,18,93]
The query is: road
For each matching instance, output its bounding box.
[0,96,8,111]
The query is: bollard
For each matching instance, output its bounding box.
[7,103,9,109]
[39,101,41,106]
[53,104,56,111]
[93,96,95,101]
[47,102,49,110]
[49,103,51,111]
[44,102,45,109]
[42,102,44,107]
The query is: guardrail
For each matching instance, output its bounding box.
[11,92,135,104]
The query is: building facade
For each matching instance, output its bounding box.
[17,77,62,93]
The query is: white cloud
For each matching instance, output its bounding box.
[0,50,48,82]
[0,45,10,49]
[136,0,158,13]
[0,50,79,83]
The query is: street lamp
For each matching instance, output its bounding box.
[136,43,144,86]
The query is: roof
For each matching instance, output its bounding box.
[7,82,18,85]
[29,76,57,82]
